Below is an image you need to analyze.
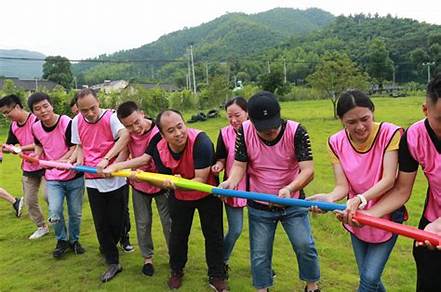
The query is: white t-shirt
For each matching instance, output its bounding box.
[71,109,127,192]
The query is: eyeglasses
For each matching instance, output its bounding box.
[1,104,18,116]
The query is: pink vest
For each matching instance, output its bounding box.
[220,125,247,207]
[11,114,43,172]
[407,119,441,222]
[78,110,115,179]
[243,120,300,201]
[329,122,401,243]
[32,115,76,181]
[128,122,161,194]
[157,128,216,201]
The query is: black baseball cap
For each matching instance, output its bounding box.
[248,91,281,131]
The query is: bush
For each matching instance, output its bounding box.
[279,86,327,101]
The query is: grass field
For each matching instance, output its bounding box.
[0,96,429,291]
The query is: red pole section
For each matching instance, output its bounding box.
[354,212,441,246]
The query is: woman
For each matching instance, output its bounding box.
[212,96,248,272]
[308,90,405,292]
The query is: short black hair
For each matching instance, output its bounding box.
[225,96,247,112]
[0,94,23,109]
[117,101,139,119]
[155,109,184,132]
[27,92,52,112]
[76,88,97,100]
[336,90,375,119]
[70,94,78,107]
[427,74,441,104]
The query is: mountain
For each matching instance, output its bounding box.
[0,49,45,79]
[73,8,335,84]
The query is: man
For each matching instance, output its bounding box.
[71,88,130,282]
[70,95,79,117]
[357,74,441,292]
[146,109,228,291]
[104,101,171,277]
[28,92,85,259]
[220,91,320,292]
[0,187,23,217]
[0,94,49,239]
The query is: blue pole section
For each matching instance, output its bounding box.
[213,188,346,211]
[72,165,98,174]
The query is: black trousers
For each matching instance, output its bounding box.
[168,193,226,279]
[413,216,441,292]
[120,186,131,244]
[87,184,128,265]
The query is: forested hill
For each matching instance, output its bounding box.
[0,49,45,79]
[73,8,335,83]
[274,14,441,82]
[73,10,441,86]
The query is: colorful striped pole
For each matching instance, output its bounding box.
[5,149,441,245]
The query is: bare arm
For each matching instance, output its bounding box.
[33,144,43,159]
[308,162,350,202]
[58,146,76,161]
[96,128,129,173]
[218,160,247,189]
[365,170,417,218]
[104,153,152,173]
[361,151,398,201]
[279,160,314,197]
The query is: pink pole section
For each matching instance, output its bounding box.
[354,212,441,246]
[38,160,73,170]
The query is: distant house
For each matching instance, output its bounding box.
[90,80,179,93]
[0,77,59,92]
[90,80,129,94]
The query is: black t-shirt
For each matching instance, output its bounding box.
[215,130,228,160]
[234,120,313,163]
[146,131,215,174]
[399,119,441,172]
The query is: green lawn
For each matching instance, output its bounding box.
[0,96,428,291]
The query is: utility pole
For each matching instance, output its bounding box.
[187,49,192,91]
[283,57,287,84]
[205,62,209,85]
[190,44,197,94]
[423,62,435,83]
[392,66,396,88]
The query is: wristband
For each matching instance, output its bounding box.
[356,194,368,209]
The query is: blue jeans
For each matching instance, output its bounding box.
[223,204,244,263]
[248,205,320,289]
[351,233,398,292]
[46,176,85,242]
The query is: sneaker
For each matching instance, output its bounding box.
[71,241,85,255]
[53,240,70,259]
[304,286,320,292]
[101,264,122,282]
[120,241,135,253]
[168,270,184,289]
[12,197,24,217]
[209,277,229,292]
[29,226,49,240]
[224,263,230,280]
[142,262,154,276]
[272,269,276,278]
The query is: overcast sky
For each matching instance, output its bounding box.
[1,0,440,60]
